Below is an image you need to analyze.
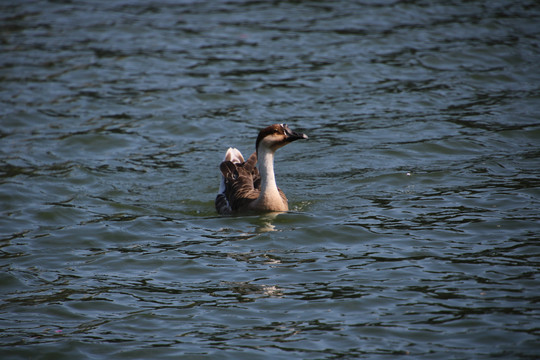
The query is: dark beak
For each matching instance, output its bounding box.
[283,124,308,142]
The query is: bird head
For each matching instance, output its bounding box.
[255,124,308,153]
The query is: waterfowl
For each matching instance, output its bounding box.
[215,124,308,215]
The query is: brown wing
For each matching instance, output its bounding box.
[216,152,261,214]
[244,151,260,190]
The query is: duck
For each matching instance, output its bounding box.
[215,124,308,215]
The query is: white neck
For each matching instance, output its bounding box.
[258,145,279,199]
[252,145,287,211]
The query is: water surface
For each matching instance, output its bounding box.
[1,1,539,359]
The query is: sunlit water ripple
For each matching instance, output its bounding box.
[1,1,539,359]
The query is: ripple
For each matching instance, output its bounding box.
[1,0,540,359]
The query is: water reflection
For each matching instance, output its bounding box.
[255,213,279,233]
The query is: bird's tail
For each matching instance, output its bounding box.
[224,147,244,165]
[218,147,244,194]
[216,148,244,215]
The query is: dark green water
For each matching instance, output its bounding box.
[1,1,539,359]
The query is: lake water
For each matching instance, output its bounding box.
[1,0,539,359]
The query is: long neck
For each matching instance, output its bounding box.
[257,146,279,200]
[253,145,287,211]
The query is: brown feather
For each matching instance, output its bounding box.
[217,154,259,214]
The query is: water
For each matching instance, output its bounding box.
[1,0,539,359]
